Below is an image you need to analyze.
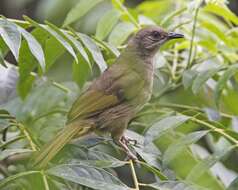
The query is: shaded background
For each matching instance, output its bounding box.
[0,0,237,32]
[0,1,238,190]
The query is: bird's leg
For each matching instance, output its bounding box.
[113,137,137,160]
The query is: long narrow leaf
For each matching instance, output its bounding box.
[96,9,121,40]
[77,33,107,72]
[108,22,135,46]
[63,0,104,26]
[47,164,129,190]
[24,16,78,64]
[17,27,46,72]
[163,130,209,165]
[0,19,21,60]
[192,68,221,94]
[145,115,189,145]
[0,171,39,188]
[186,146,234,182]
[214,64,238,107]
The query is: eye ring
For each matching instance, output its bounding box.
[152,31,160,38]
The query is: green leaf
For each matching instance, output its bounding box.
[203,3,238,25]
[186,146,234,182]
[147,181,209,190]
[111,0,125,9]
[62,31,90,64]
[78,33,107,72]
[24,16,78,64]
[139,161,167,180]
[182,69,198,89]
[44,37,65,71]
[43,24,78,63]
[154,132,225,190]
[68,150,126,168]
[0,171,39,188]
[138,15,156,26]
[145,115,190,145]
[47,164,129,190]
[108,22,135,46]
[0,149,33,160]
[214,64,238,107]
[192,68,221,94]
[17,38,38,99]
[198,40,218,53]
[17,74,35,99]
[0,136,25,149]
[163,130,209,165]
[93,37,120,57]
[17,27,46,72]
[0,109,13,119]
[160,7,187,26]
[72,54,92,87]
[228,177,238,190]
[201,21,230,47]
[134,145,161,170]
[96,9,121,40]
[63,0,104,26]
[0,48,6,67]
[0,18,21,60]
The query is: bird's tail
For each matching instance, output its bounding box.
[33,121,91,169]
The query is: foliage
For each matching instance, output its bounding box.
[1,0,238,189]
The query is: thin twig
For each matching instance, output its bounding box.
[17,123,38,151]
[172,45,178,80]
[191,117,238,145]
[41,170,50,190]
[129,160,139,190]
[157,102,234,119]
[187,6,199,68]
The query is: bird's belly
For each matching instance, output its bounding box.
[94,103,135,131]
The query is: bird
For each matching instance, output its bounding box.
[33,26,184,168]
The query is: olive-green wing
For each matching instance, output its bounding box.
[67,63,144,123]
[67,90,119,122]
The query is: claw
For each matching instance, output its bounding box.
[113,137,138,160]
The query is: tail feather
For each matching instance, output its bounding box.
[33,122,91,168]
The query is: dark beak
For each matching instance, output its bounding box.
[168,32,184,39]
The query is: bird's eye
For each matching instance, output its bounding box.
[152,31,160,39]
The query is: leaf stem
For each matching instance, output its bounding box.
[17,123,38,151]
[191,117,238,145]
[138,183,148,187]
[0,136,25,149]
[52,81,71,93]
[172,45,178,80]
[187,6,199,68]
[113,0,140,29]
[129,160,139,190]
[157,102,233,119]
[41,170,50,190]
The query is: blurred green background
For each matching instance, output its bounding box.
[1,0,238,190]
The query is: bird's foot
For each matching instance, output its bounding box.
[113,137,138,161]
[121,136,140,148]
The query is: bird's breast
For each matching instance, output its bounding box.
[130,61,154,109]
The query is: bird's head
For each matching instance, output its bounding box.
[130,26,184,56]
